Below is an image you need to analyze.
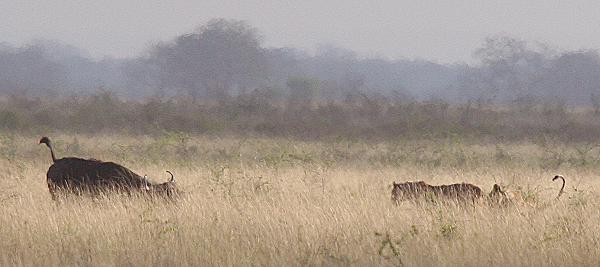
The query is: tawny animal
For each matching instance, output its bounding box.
[391,181,483,203]
[39,136,178,199]
[488,184,512,205]
[488,175,566,205]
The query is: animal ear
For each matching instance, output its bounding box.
[142,175,150,190]
[393,182,398,186]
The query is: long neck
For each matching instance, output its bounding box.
[46,142,57,162]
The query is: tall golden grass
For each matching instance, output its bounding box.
[1,133,599,266]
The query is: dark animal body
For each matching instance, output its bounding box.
[40,137,178,199]
[391,181,483,203]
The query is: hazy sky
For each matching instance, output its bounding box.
[2,0,600,63]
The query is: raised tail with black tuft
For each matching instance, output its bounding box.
[166,171,175,183]
[552,175,566,200]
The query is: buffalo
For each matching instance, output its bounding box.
[39,136,179,199]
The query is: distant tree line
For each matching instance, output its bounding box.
[458,36,600,105]
[2,19,600,106]
[1,89,599,142]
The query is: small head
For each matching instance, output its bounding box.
[148,171,179,198]
[39,136,50,146]
[391,182,400,203]
[552,175,565,182]
[489,184,506,198]
[488,183,513,206]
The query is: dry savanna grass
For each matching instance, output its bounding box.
[1,133,600,266]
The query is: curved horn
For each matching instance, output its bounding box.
[166,171,175,183]
[552,175,566,199]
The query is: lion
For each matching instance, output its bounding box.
[391,181,483,204]
[488,175,565,206]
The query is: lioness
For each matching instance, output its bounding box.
[391,181,483,204]
[488,175,566,206]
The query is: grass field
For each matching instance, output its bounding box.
[1,133,600,266]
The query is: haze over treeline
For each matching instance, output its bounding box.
[1,18,600,106]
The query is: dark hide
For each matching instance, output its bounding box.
[40,137,178,199]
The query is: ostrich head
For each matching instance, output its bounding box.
[39,136,57,162]
[39,137,51,146]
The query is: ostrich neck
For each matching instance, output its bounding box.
[47,143,57,162]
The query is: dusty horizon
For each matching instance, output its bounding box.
[2,1,600,63]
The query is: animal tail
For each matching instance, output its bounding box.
[552,175,566,199]
[166,171,175,183]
